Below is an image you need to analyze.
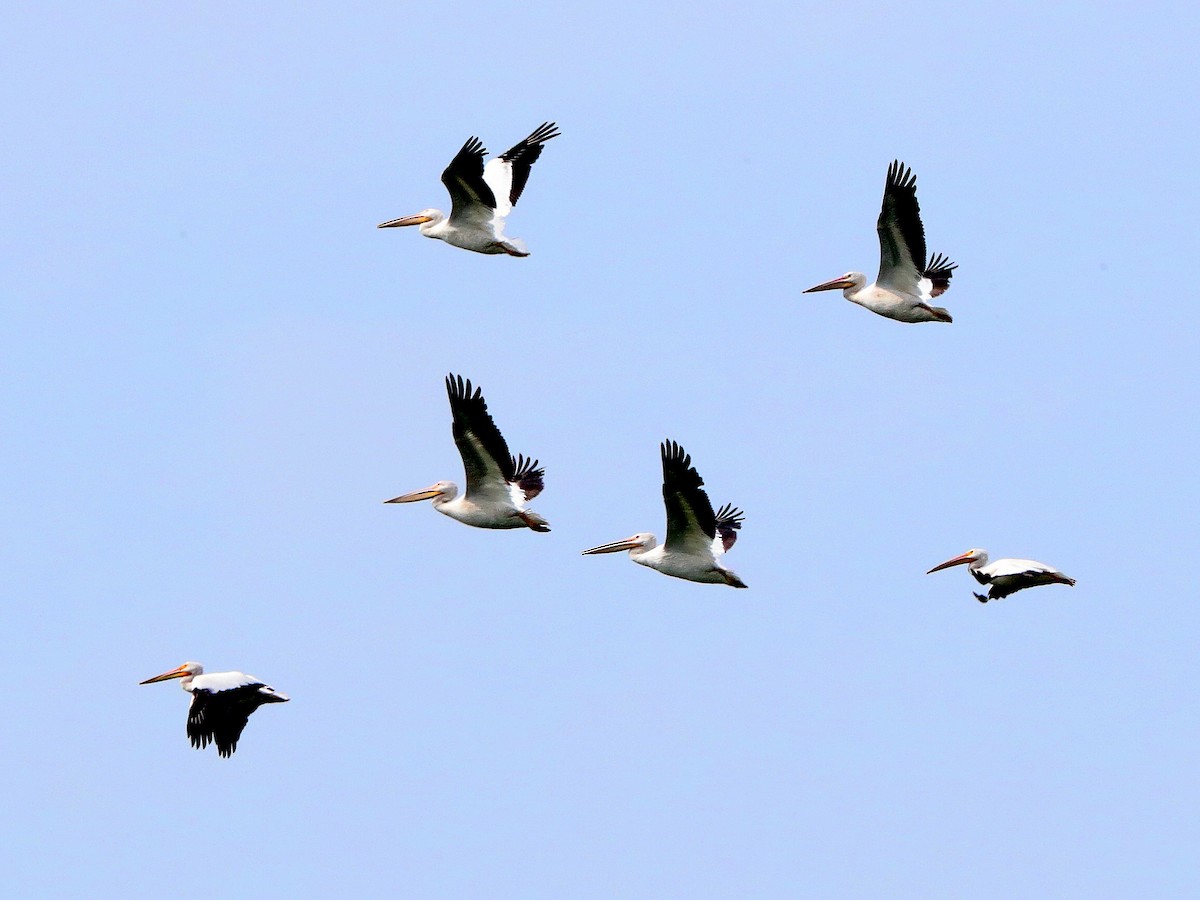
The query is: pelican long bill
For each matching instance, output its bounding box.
[139,664,192,685]
[926,551,976,574]
[377,214,433,228]
[581,537,644,555]
[803,276,856,293]
[384,486,443,504]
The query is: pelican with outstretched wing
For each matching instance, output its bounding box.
[582,440,746,587]
[378,122,560,256]
[927,549,1076,603]
[386,374,549,532]
[805,160,957,323]
[140,662,289,758]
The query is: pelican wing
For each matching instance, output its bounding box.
[712,503,744,558]
[983,558,1064,579]
[482,122,560,220]
[446,374,518,502]
[876,160,928,294]
[511,453,545,502]
[441,137,498,226]
[920,252,958,299]
[186,673,287,758]
[660,440,718,556]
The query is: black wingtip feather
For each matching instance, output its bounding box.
[923,252,957,297]
[714,503,744,552]
[459,136,488,158]
[660,439,702,487]
[924,252,958,275]
[511,452,546,500]
[714,503,745,528]
[500,122,561,161]
[446,372,483,405]
[660,439,707,498]
[499,122,561,206]
[887,159,916,191]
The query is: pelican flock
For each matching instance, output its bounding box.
[805,161,957,323]
[582,441,747,588]
[386,374,550,532]
[378,122,560,256]
[136,123,1085,756]
[927,549,1077,603]
[140,662,289,757]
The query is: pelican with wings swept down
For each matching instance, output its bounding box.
[140,662,289,758]
[386,374,549,532]
[927,549,1075,603]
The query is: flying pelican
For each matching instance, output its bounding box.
[377,122,560,257]
[386,374,549,532]
[805,160,957,323]
[140,662,289,757]
[927,549,1076,603]
[582,440,747,587]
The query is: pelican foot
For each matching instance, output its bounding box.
[491,241,530,258]
[516,511,551,532]
[721,570,749,589]
[974,593,989,604]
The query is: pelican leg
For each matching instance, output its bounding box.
[916,302,953,323]
[974,592,989,604]
[721,570,749,589]
[515,510,551,533]
[490,241,530,258]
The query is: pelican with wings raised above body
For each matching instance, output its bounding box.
[386,375,549,532]
[378,122,560,256]
[582,441,746,588]
[805,161,957,323]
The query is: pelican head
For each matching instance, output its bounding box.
[581,533,657,556]
[804,272,868,295]
[927,548,989,574]
[140,661,203,685]
[384,481,457,504]
[377,208,444,230]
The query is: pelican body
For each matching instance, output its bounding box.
[140,661,288,757]
[927,548,1076,603]
[582,440,747,588]
[806,161,957,323]
[386,374,549,532]
[378,122,560,256]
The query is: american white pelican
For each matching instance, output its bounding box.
[927,549,1076,603]
[140,661,288,758]
[582,440,747,588]
[805,161,957,323]
[377,122,560,256]
[386,374,549,532]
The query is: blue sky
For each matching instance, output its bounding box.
[4,2,1199,897]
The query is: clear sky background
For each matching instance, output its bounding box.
[4,2,1199,897]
